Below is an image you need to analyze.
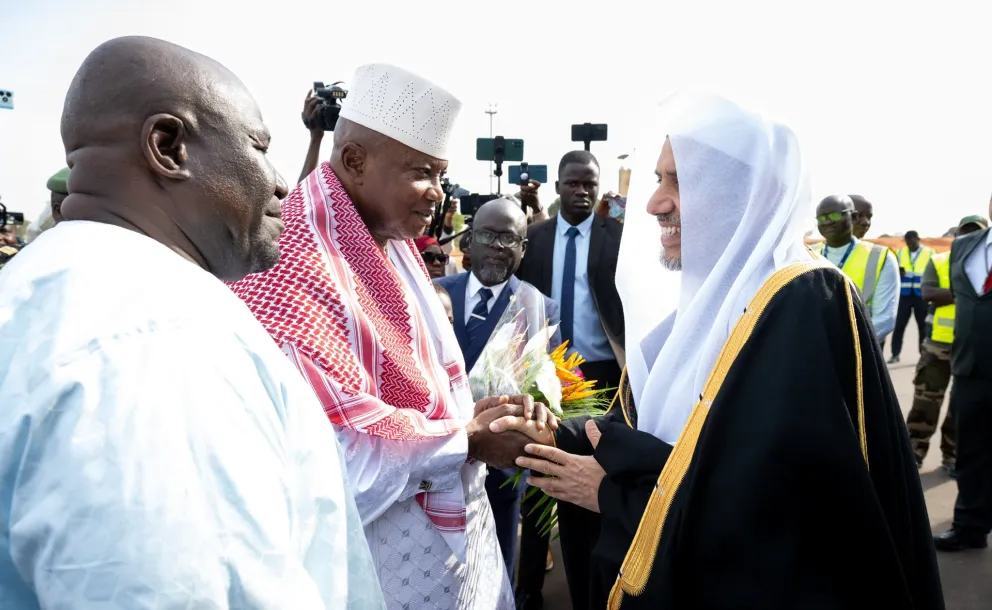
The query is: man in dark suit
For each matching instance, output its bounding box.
[514,150,625,610]
[434,197,561,583]
[934,207,992,552]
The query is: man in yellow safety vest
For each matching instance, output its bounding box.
[810,195,900,341]
[888,231,934,363]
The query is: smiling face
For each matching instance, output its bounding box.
[181,81,289,279]
[339,123,447,247]
[815,196,854,246]
[646,138,682,270]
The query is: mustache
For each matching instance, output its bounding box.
[656,213,681,223]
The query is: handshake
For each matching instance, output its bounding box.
[465,394,558,468]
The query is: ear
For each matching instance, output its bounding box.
[141,114,191,180]
[339,142,369,185]
[519,238,528,257]
[555,180,561,195]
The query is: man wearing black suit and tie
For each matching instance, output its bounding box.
[434,197,561,584]
[933,205,992,553]
[515,150,625,610]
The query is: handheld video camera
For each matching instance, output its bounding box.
[0,202,24,228]
[304,81,348,132]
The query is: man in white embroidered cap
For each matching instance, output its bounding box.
[497,92,943,609]
[231,64,552,609]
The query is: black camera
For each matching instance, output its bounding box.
[304,81,348,131]
[0,201,24,227]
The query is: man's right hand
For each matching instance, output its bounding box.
[467,402,548,468]
[302,91,323,138]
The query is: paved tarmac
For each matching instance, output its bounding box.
[533,324,990,609]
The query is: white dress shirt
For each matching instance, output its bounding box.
[465,272,507,325]
[963,229,992,293]
[550,214,613,362]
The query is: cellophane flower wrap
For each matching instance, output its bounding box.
[467,288,613,536]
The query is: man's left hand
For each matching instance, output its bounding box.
[515,420,605,513]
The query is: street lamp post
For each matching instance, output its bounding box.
[485,103,498,193]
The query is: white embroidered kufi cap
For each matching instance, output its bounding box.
[339,63,462,161]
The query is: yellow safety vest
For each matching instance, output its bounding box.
[811,241,887,305]
[898,246,933,295]
[931,252,955,343]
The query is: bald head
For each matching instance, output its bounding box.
[816,195,855,246]
[469,197,528,286]
[60,36,288,282]
[331,117,448,247]
[474,197,528,235]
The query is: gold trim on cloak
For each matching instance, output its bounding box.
[607,257,868,609]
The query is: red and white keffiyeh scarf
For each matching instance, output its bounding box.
[230,162,473,536]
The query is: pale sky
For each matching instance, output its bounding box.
[2,0,990,237]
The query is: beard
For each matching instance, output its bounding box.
[656,212,682,271]
[478,261,511,285]
[659,248,682,271]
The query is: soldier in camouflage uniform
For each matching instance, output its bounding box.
[907,333,955,471]
[905,215,987,473]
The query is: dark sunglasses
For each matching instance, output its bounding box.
[816,211,848,224]
[422,252,450,265]
[474,229,525,248]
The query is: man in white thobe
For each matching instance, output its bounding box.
[0,36,383,609]
[231,64,551,609]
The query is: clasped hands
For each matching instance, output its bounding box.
[466,394,557,468]
[470,397,606,513]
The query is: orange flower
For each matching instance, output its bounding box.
[550,341,602,403]
[561,379,599,402]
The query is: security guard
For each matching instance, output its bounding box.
[811,195,901,341]
[889,231,935,362]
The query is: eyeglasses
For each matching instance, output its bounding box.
[474,229,525,248]
[422,252,449,265]
[816,211,849,224]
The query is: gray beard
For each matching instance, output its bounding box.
[478,263,510,285]
[659,248,682,271]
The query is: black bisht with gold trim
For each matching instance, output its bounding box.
[555,263,943,610]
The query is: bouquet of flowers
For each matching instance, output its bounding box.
[468,290,613,536]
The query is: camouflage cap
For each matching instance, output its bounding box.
[959,215,988,230]
[46,167,70,195]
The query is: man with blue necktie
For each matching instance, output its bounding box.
[515,150,625,610]
[434,196,561,586]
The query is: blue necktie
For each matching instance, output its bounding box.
[560,226,580,346]
[466,287,494,346]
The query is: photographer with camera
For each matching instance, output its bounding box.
[297,82,348,184]
[297,92,326,183]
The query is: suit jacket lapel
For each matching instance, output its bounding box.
[588,216,606,285]
[451,273,469,349]
[953,230,985,299]
[540,221,556,294]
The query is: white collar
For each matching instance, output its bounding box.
[556,212,595,238]
[984,228,992,248]
[467,271,507,302]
